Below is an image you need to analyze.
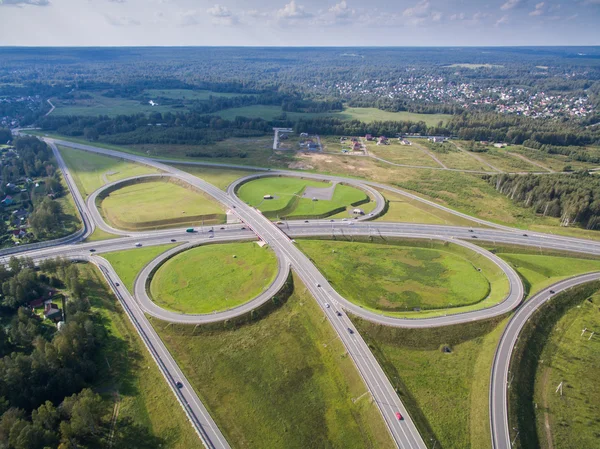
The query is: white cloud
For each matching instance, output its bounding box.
[501,0,521,10]
[178,10,200,26]
[207,4,239,25]
[276,1,312,20]
[329,1,354,19]
[529,2,545,16]
[104,14,140,26]
[403,0,430,18]
[495,14,509,26]
[0,0,49,6]
[450,12,465,20]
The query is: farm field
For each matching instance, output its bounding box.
[59,145,160,197]
[368,140,441,167]
[150,242,278,314]
[509,146,598,172]
[298,239,498,312]
[533,291,600,449]
[100,180,225,230]
[151,273,394,449]
[474,147,541,173]
[103,244,178,292]
[237,176,370,219]
[82,263,198,449]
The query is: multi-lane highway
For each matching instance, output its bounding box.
[7,134,600,449]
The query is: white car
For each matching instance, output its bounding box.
[325,303,330,308]
[135,242,142,247]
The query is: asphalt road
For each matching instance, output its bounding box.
[489,272,600,449]
[12,136,600,449]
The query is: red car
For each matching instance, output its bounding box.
[395,412,403,421]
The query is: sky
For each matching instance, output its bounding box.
[0,0,599,46]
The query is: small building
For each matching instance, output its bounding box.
[300,132,309,137]
[365,134,373,141]
[429,136,446,143]
[263,194,273,200]
[5,183,16,190]
[352,208,364,215]
[1,195,13,206]
[377,136,388,145]
[493,143,507,148]
[44,303,62,322]
[352,141,362,151]
[399,139,412,145]
[279,133,289,140]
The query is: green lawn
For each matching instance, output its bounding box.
[59,145,160,197]
[100,180,225,230]
[495,252,600,297]
[84,227,120,242]
[533,292,600,449]
[81,263,198,449]
[149,242,278,314]
[172,164,256,190]
[368,140,441,168]
[237,177,369,219]
[103,244,178,292]
[151,273,394,449]
[298,239,494,312]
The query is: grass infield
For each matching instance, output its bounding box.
[149,242,278,314]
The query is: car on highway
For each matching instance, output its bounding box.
[171,239,176,242]
[208,229,214,233]
[336,311,342,317]
[304,220,309,223]
[175,381,183,389]
[276,221,284,225]
[396,412,403,420]
[315,282,320,287]
[330,219,334,222]
[220,227,225,230]
[241,226,246,230]
[186,228,195,233]
[347,328,354,334]
[523,234,528,237]
[471,235,478,239]
[89,248,96,252]
[115,282,120,287]
[549,289,555,294]
[469,229,474,232]
[325,303,330,308]
[135,243,142,247]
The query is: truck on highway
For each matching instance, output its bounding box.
[186,228,195,233]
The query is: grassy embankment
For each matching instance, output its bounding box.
[99,179,226,231]
[508,281,600,449]
[172,164,256,190]
[81,263,199,448]
[352,249,600,449]
[151,272,395,449]
[237,176,373,220]
[150,242,278,314]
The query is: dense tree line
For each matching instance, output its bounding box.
[487,171,600,229]
[294,117,434,137]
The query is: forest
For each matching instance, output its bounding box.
[487,172,600,229]
[0,258,160,449]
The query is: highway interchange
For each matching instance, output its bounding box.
[5,134,600,449]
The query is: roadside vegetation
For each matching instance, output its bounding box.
[298,238,500,313]
[151,273,395,449]
[237,177,371,220]
[103,244,177,292]
[99,178,225,231]
[172,164,256,190]
[150,242,278,314]
[59,145,160,197]
[508,281,600,449]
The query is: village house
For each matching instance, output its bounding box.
[365,134,373,141]
[44,303,63,322]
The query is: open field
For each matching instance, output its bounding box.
[354,314,508,449]
[212,105,451,126]
[52,92,183,117]
[84,227,120,242]
[298,239,495,312]
[103,244,178,292]
[59,145,160,197]
[510,146,599,172]
[150,242,278,314]
[55,169,84,236]
[82,263,198,449]
[415,140,492,171]
[533,291,600,449]
[377,189,482,227]
[172,164,256,190]
[144,89,253,100]
[237,176,370,219]
[151,273,394,449]
[100,179,225,230]
[368,140,441,167]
